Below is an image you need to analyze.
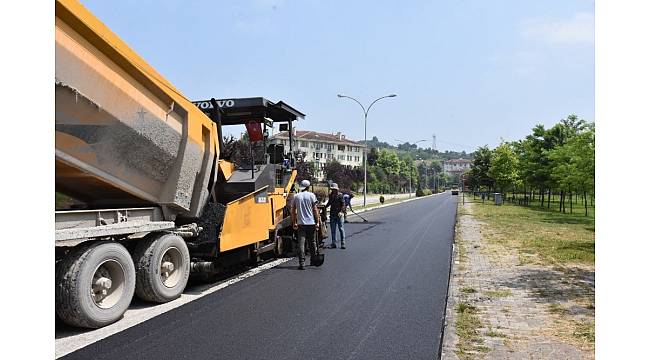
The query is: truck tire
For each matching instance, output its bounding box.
[133,233,190,303]
[55,241,135,328]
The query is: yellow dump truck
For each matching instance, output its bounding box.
[55,0,304,328]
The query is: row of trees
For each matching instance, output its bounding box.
[361,136,472,161]
[297,147,454,195]
[465,115,595,215]
[368,149,418,193]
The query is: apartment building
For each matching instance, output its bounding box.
[269,130,364,180]
[443,158,472,175]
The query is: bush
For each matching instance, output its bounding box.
[416,188,432,197]
[379,195,385,204]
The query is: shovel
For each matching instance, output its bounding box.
[312,233,325,267]
[312,251,325,267]
[349,208,368,222]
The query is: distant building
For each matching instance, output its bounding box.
[443,158,472,175]
[269,130,364,180]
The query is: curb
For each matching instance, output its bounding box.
[439,199,460,359]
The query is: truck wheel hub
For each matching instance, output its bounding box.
[160,247,183,288]
[91,260,126,309]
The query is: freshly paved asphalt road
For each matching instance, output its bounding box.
[62,193,457,360]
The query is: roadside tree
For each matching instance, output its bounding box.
[488,142,520,198]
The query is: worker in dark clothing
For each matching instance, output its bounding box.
[324,183,346,249]
[342,191,354,223]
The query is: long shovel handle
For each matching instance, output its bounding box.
[350,208,368,222]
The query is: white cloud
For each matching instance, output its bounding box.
[521,12,594,45]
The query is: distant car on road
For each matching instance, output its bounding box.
[451,186,459,195]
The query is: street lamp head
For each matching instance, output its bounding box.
[337,94,344,98]
[388,94,397,97]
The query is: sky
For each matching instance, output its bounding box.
[81,0,594,153]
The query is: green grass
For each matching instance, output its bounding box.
[469,192,595,217]
[573,320,595,343]
[455,302,489,358]
[461,196,595,352]
[484,289,512,298]
[460,287,477,294]
[486,326,508,338]
[548,303,566,314]
[455,210,468,270]
[463,197,595,267]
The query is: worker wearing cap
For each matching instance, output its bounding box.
[291,180,321,270]
[324,183,346,249]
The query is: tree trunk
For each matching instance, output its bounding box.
[547,189,551,209]
[541,188,544,207]
[584,190,588,216]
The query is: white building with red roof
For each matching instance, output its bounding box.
[270,130,364,179]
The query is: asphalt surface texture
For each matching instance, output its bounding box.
[61,193,457,360]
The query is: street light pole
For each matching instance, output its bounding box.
[338,93,397,207]
[410,167,413,197]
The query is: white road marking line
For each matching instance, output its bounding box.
[55,257,293,359]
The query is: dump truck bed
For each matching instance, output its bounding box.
[55,0,218,219]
